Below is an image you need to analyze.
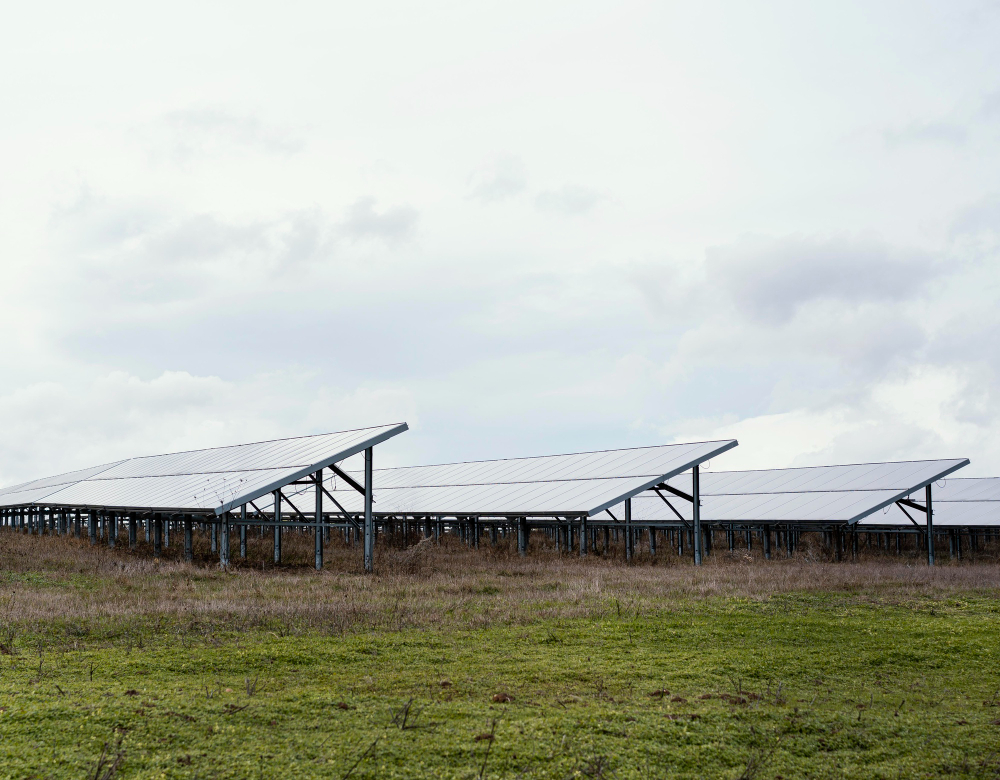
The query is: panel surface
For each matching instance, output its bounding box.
[619,459,969,525]
[275,440,738,516]
[858,477,1000,527]
[0,424,408,512]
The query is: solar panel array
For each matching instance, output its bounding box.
[627,459,970,526]
[273,439,738,517]
[0,424,408,513]
[859,476,1000,528]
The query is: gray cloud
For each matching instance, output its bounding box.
[535,185,607,216]
[162,108,303,160]
[706,234,942,325]
[466,155,527,203]
[884,120,968,148]
[982,89,1000,119]
[4,2,1000,482]
[950,194,1000,238]
[341,198,419,244]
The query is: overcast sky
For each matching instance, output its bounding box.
[2,0,999,483]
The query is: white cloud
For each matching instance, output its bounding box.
[535,185,607,216]
[466,155,527,203]
[670,364,996,472]
[154,108,304,164]
[341,197,419,244]
[705,233,942,325]
[1,1,1000,486]
[884,121,968,148]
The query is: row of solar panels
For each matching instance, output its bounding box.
[0,422,995,527]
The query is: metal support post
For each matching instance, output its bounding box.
[315,469,323,571]
[363,447,374,573]
[240,504,247,558]
[89,510,97,545]
[153,513,162,558]
[625,499,634,562]
[220,513,230,569]
[926,483,935,566]
[692,464,702,565]
[108,512,116,549]
[128,515,137,549]
[763,526,771,560]
[580,516,588,557]
[273,490,282,564]
[184,516,193,562]
[517,517,528,556]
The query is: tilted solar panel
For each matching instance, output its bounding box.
[625,458,969,525]
[272,439,738,516]
[0,424,409,513]
[859,476,1000,527]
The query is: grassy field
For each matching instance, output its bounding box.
[2,531,1000,779]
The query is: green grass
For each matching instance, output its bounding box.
[4,593,1000,778]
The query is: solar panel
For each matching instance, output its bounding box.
[272,439,737,516]
[0,424,408,513]
[859,476,1000,528]
[0,460,127,499]
[626,458,969,525]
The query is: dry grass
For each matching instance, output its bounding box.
[3,528,999,646]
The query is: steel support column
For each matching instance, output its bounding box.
[625,499,634,562]
[220,513,230,569]
[315,469,323,571]
[240,504,247,559]
[153,513,162,558]
[363,447,374,573]
[184,515,193,562]
[692,464,702,565]
[273,490,282,564]
[926,483,935,566]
